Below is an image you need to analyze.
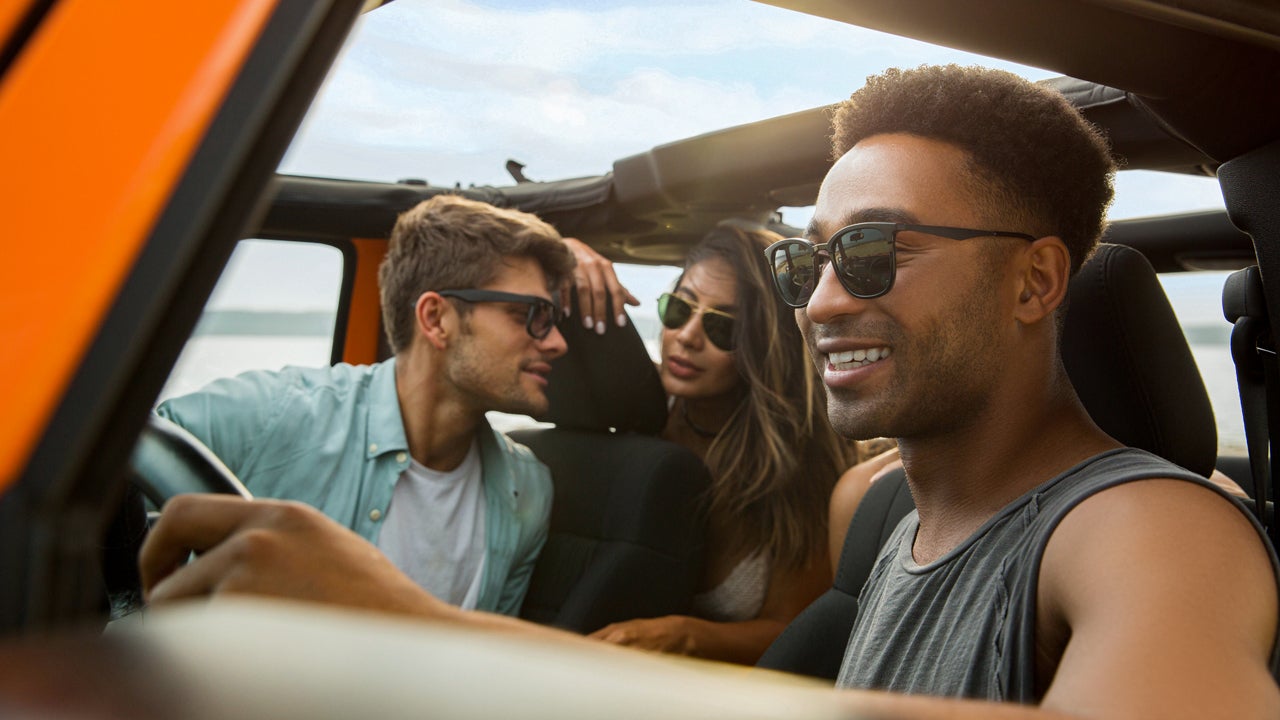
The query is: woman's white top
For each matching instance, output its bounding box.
[689,551,770,622]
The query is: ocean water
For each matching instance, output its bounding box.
[1192,347,1246,455]
[159,331,1246,455]
[157,336,335,403]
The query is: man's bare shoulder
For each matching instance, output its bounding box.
[1037,477,1279,719]
[1046,477,1269,570]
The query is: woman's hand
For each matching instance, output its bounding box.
[589,615,695,655]
[562,237,639,334]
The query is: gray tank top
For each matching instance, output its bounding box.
[835,448,1280,701]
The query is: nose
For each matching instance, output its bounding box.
[540,325,569,359]
[804,262,869,326]
[673,311,704,348]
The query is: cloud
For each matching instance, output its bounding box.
[281,0,1063,188]
[1110,170,1223,220]
[281,0,984,183]
[367,0,886,69]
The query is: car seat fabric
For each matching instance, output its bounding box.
[755,473,913,679]
[1222,266,1278,543]
[757,243,1218,680]
[1061,243,1216,476]
[534,292,669,435]
[510,428,708,631]
[510,292,708,633]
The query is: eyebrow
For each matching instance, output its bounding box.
[674,286,737,313]
[805,207,920,241]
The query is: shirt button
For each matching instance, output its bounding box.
[396,452,407,463]
[369,443,378,453]
[369,509,382,521]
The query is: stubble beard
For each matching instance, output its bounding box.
[818,280,1004,443]
[449,330,548,419]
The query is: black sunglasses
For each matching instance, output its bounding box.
[766,222,1037,308]
[437,289,560,340]
[657,292,735,351]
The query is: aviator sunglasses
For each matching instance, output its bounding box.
[766,222,1037,308]
[657,292,735,351]
[437,289,560,340]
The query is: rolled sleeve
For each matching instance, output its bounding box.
[154,370,288,480]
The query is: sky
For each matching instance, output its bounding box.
[218,0,1227,319]
[278,0,1226,214]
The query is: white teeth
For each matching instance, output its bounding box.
[829,347,891,370]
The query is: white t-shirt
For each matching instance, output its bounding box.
[377,440,487,610]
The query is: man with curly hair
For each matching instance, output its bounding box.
[790,64,1279,716]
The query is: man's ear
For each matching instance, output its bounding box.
[415,292,452,350]
[1013,237,1071,325]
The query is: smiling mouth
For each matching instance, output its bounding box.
[522,361,552,381]
[828,347,892,370]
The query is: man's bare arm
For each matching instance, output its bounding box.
[1038,479,1279,719]
[141,495,446,616]
[140,486,1279,719]
[140,495,640,646]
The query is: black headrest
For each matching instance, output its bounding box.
[539,291,668,434]
[541,247,1218,466]
[1063,243,1217,475]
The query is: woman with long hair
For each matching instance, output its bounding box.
[568,221,853,664]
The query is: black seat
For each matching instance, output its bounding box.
[509,293,709,633]
[757,243,1218,679]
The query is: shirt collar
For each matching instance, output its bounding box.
[475,416,519,510]
[366,360,518,510]
[365,358,410,459]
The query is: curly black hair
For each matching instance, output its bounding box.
[831,65,1116,275]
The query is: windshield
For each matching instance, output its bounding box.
[280,0,1223,222]
[267,0,1238,447]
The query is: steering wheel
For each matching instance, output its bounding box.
[103,416,252,618]
[129,415,252,504]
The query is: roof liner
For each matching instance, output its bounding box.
[760,0,1280,162]
[263,75,1236,265]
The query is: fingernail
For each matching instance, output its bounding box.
[583,315,594,330]
[616,313,627,327]
[595,321,605,335]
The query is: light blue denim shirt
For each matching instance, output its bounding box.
[155,358,552,616]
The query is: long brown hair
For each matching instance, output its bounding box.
[684,221,852,570]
